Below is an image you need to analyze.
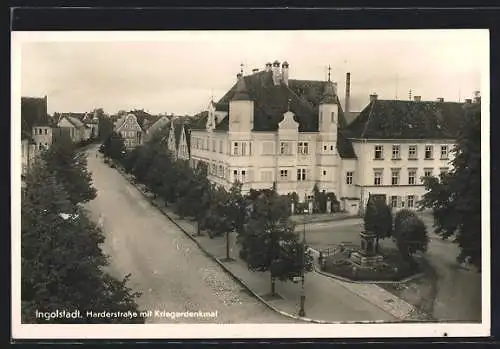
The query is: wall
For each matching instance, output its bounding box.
[32,126,53,152]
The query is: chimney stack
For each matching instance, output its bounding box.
[473,90,481,103]
[465,98,472,104]
[414,96,421,102]
[236,73,243,81]
[437,97,444,102]
[252,68,259,74]
[408,89,412,101]
[345,72,351,113]
[265,62,272,72]
[281,61,289,86]
[272,60,281,86]
[370,93,378,102]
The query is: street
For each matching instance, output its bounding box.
[302,215,482,322]
[83,147,299,324]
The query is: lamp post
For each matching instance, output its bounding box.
[298,205,308,317]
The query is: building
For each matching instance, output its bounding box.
[57,114,88,143]
[143,115,170,142]
[188,62,476,215]
[166,120,191,161]
[341,94,473,213]
[21,96,52,177]
[113,113,145,149]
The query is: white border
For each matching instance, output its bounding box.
[11,30,491,340]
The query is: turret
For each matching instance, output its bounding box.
[318,81,339,135]
[229,76,254,133]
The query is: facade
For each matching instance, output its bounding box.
[114,113,144,149]
[342,94,473,213]
[188,62,475,215]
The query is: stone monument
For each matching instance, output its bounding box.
[350,231,384,268]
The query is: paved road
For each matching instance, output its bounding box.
[83,148,299,324]
[302,216,482,322]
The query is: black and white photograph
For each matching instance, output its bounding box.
[12,29,489,339]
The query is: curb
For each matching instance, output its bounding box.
[290,216,359,225]
[110,162,405,324]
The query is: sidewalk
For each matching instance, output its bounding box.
[114,164,417,323]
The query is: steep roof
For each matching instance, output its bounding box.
[65,115,86,129]
[344,111,360,125]
[129,109,153,129]
[214,71,332,132]
[343,99,470,139]
[21,97,49,139]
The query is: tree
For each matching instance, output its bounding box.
[363,194,393,252]
[203,182,245,261]
[98,114,114,141]
[393,209,429,269]
[43,136,96,205]
[239,189,312,296]
[22,160,142,323]
[102,131,126,163]
[418,104,481,269]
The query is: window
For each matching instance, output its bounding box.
[331,111,335,123]
[241,170,247,182]
[424,168,433,178]
[212,140,216,152]
[407,195,415,208]
[298,142,309,155]
[440,145,449,159]
[323,145,327,151]
[261,171,272,182]
[297,168,306,181]
[44,128,48,135]
[440,167,449,176]
[280,169,289,180]
[408,145,417,159]
[390,195,398,208]
[38,143,43,150]
[241,142,247,156]
[425,145,434,159]
[346,171,353,185]
[323,170,327,176]
[408,169,417,185]
[391,169,400,185]
[330,145,334,151]
[39,128,42,135]
[249,142,252,156]
[233,169,238,180]
[319,111,323,124]
[219,140,223,153]
[233,142,239,155]
[280,142,290,155]
[374,169,383,186]
[374,145,384,159]
[392,145,401,160]
[211,164,216,175]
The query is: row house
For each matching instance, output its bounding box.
[57,114,89,143]
[113,113,145,149]
[166,120,191,161]
[188,62,477,215]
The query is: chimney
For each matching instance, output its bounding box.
[236,73,243,82]
[369,93,378,102]
[281,61,289,86]
[465,98,472,104]
[413,96,421,102]
[265,62,272,72]
[252,68,259,74]
[437,97,444,102]
[473,90,481,103]
[345,72,351,113]
[272,60,281,86]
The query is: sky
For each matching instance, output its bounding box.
[17,30,487,115]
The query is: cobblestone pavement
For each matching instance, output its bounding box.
[84,148,300,324]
